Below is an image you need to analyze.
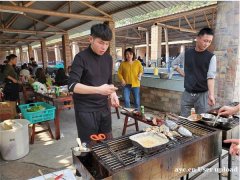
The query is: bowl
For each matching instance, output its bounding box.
[71,147,91,157]
[200,113,216,121]
[159,72,169,79]
[187,114,202,122]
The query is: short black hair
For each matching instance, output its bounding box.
[124,48,136,61]
[90,23,112,41]
[6,54,17,62]
[198,27,214,36]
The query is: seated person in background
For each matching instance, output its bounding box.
[20,63,30,83]
[35,68,47,85]
[220,104,240,156]
[55,68,68,86]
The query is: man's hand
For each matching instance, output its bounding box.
[109,92,119,107]
[98,84,118,96]
[219,106,236,116]
[224,139,240,156]
[208,94,215,106]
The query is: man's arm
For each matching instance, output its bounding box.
[207,55,217,106]
[207,79,215,106]
[171,53,185,77]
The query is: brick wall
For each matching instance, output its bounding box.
[115,82,182,113]
[214,1,240,105]
[140,86,182,113]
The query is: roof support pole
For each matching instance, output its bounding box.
[28,45,33,61]
[62,34,72,73]
[19,46,23,65]
[41,39,48,70]
[105,21,116,63]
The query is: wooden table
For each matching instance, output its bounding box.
[121,111,155,135]
[34,92,73,140]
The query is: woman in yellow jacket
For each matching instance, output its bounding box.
[118,48,143,110]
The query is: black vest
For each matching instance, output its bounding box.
[184,48,214,93]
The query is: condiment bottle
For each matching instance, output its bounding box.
[191,108,196,115]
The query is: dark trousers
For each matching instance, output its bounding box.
[74,107,112,144]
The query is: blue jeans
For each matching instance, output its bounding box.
[123,84,140,110]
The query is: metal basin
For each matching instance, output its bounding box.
[201,113,216,121]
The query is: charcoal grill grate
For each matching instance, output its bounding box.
[92,120,217,173]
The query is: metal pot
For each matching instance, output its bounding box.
[72,147,91,157]
[200,113,216,121]
[217,117,229,125]
[159,72,169,79]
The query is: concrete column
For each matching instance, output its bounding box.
[105,21,116,62]
[62,34,72,72]
[214,1,240,105]
[41,39,48,69]
[71,41,79,59]
[164,27,169,66]
[146,31,149,66]
[28,45,34,61]
[19,46,23,65]
[122,44,126,60]
[54,45,61,63]
[33,48,38,62]
[13,48,16,55]
[151,25,162,67]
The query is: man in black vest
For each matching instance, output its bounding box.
[68,23,119,144]
[172,28,216,117]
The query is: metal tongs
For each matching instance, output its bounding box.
[213,114,220,126]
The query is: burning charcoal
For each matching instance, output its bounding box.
[178,126,192,137]
[165,120,178,130]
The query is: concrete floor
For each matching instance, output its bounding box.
[0,108,239,180]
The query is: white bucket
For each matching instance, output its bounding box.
[0,119,29,160]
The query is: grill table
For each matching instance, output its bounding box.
[73,120,222,180]
[34,92,73,140]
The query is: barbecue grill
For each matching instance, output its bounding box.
[73,119,222,180]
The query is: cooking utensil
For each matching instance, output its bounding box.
[90,133,106,141]
[213,114,220,126]
[76,137,83,149]
[201,113,216,121]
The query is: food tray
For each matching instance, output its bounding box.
[18,102,56,124]
[129,132,169,153]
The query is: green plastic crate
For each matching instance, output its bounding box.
[19,102,56,124]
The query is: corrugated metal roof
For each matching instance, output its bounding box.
[0,1,217,48]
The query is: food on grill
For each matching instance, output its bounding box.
[178,126,192,137]
[171,131,182,137]
[165,120,178,130]
[27,105,45,112]
[159,124,170,133]
[129,132,169,149]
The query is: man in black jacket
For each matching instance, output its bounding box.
[68,23,119,144]
[172,28,216,117]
